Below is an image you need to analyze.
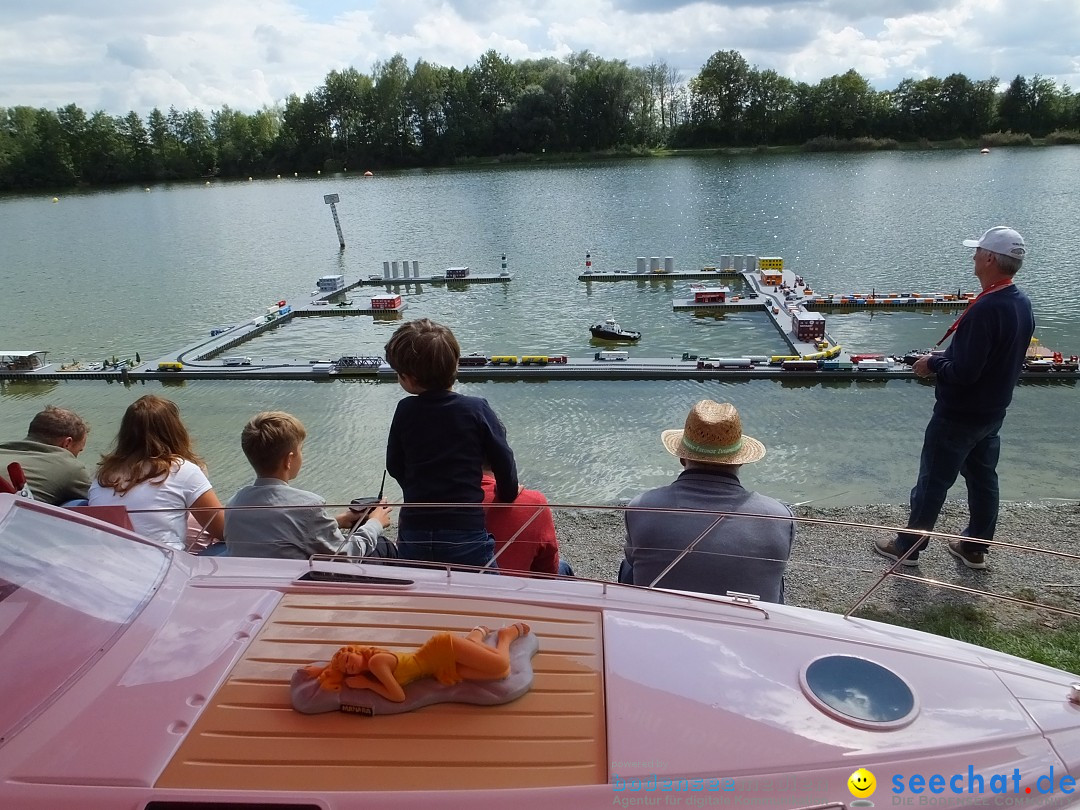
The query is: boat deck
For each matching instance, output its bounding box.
[155,592,607,791]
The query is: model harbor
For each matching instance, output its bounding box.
[5,253,1076,383]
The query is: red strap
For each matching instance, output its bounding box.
[936,279,1013,346]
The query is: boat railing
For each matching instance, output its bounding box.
[152,497,1080,627]
[156,498,1080,630]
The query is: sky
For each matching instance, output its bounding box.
[0,0,1077,116]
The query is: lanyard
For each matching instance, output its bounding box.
[936,279,1013,346]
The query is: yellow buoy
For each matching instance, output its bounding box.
[276,174,281,179]
[248,177,253,181]
[144,188,150,192]
[294,172,298,177]
[51,197,59,203]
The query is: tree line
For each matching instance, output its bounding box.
[2,48,1079,191]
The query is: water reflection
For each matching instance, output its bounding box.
[0,380,59,399]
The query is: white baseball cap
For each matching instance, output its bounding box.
[962,226,1026,259]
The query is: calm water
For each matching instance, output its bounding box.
[2,149,1079,508]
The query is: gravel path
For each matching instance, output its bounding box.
[553,499,1080,626]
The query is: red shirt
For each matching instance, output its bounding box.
[480,473,559,575]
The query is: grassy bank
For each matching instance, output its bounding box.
[460,130,1080,167]
[858,603,1080,674]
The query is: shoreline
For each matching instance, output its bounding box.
[553,499,1080,624]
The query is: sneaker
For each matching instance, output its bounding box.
[947,540,987,570]
[873,537,920,566]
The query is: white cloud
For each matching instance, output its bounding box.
[0,0,1075,115]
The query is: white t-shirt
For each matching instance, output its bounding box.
[89,459,214,551]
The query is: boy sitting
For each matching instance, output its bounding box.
[384,319,519,568]
[226,411,392,559]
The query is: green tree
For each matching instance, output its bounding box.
[320,68,372,162]
[812,69,878,138]
[406,59,448,161]
[997,75,1031,133]
[82,111,124,183]
[689,50,751,143]
[506,84,559,153]
[56,103,89,180]
[890,78,944,139]
[568,52,636,151]
[745,69,796,144]
[278,92,331,171]
[439,67,478,160]
[118,110,154,177]
[936,73,984,139]
[1029,75,1065,135]
[10,108,77,187]
[370,54,412,163]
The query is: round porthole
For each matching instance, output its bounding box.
[800,655,918,729]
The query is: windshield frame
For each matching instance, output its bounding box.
[0,498,171,747]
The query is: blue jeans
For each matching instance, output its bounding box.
[398,528,498,570]
[897,413,1004,555]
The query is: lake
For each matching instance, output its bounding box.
[2,148,1078,508]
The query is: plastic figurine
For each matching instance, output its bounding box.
[306,622,531,702]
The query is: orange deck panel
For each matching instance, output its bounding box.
[156,592,607,791]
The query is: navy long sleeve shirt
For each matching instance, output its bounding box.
[927,285,1034,424]
[386,389,518,531]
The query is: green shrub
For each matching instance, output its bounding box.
[979,131,1034,147]
[802,136,899,152]
[1046,129,1080,145]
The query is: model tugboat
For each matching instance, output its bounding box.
[589,315,641,341]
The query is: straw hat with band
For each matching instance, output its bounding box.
[661,400,766,465]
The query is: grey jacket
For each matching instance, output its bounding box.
[623,467,794,603]
[225,478,381,560]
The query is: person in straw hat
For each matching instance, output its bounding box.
[619,400,794,603]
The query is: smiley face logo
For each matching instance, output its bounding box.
[848,768,876,798]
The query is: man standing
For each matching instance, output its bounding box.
[0,406,91,505]
[875,226,1034,570]
[621,400,794,603]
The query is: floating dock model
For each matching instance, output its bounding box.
[579,253,744,281]
[353,257,513,286]
[9,351,1077,382]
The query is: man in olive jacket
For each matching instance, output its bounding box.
[0,406,91,504]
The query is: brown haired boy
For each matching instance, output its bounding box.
[225,411,392,559]
[384,319,518,568]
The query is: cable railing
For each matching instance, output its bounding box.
[108,497,1080,624]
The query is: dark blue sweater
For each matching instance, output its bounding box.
[386,389,518,531]
[927,285,1034,424]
